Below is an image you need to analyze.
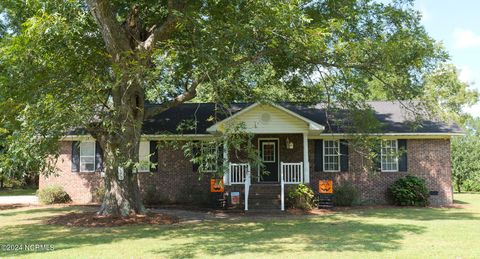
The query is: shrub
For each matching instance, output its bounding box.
[388,175,429,206]
[143,185,160,206]
[94,186,105,202]
[37,185,71,205]
[461,179,480,192]
[287,184,315,210]
[332,181,359,206]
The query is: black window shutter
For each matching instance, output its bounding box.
[150,141,159,173]
[314,140,323,171]
[374,141,382,172]
[340,140,349,172]
[71,141,80,172]
[398,139,408,172]
[217,142,224,172]
[95,141,103,172]
[192,141,200,172]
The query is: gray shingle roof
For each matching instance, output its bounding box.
[142,101,462,135]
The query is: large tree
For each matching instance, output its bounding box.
[0,0,450,216]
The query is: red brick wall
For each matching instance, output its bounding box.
[308,139,453,206]
[41,138,453,206]
[40,141,211,205]
[39,142,103,203]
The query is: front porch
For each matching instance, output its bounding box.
[225,161,305,211]
[221,133,311,211]
[205,103,323,211]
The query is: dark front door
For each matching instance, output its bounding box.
[259,139,279,182]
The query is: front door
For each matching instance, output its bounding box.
[259,139,279,182]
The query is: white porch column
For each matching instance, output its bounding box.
[303,132,310,183]
[223,140,229,185]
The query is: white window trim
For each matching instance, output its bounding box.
[381,139,399,172]
[323,139,340,172]
[138,141,151,173]
[261,142,276,163]
[200,142,218,173]
[80,141,96,173]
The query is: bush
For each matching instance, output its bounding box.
[37,185,71,205]
[332,181,359,206]
[461,179,480,192]
[388,175,429,206]
[94,186,105,202]
[287,184,315,210]
[143,185,160,206]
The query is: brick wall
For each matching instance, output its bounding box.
[308,139,453,206]
[41,138,453,206]
[40,141,211,205]
[39,142,103,203]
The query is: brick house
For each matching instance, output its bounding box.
[40,101,462,209]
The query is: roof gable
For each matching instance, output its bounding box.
[206,103,324,134]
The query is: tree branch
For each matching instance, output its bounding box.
[138,0,185,51]
[87,0,132,58]
[144,78,203,119]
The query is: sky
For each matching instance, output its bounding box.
[413,0,480,116]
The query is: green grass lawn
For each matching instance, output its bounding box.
[0,187,37,196]
[1,193,480,259]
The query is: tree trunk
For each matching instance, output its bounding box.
[96,132,145,216]
[98,166,144,216]
[94,76,146,216]
[456,180,462,193]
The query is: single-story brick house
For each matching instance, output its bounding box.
[40,101,462,209]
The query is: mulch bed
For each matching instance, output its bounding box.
[46,211,179,227]
[0,204,27,211]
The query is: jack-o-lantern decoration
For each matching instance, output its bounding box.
[319,180,333,194]
[210,179,225,193]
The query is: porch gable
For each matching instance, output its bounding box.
[207,103,324,134]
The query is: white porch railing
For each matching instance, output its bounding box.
[229,163,251,211]
[280,162,304,211]
[229,163,250,184]
[282,162,304,184]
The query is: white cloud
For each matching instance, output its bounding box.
[459,65,474,83]
[453,28,480,49]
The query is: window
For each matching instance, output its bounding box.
[138,141,150,172]
[381,140,398,172]
[261,142,276,162]
[323,140,340,172]
[80,142,95,172]
[200,142,218,173]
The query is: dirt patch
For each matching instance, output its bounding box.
[46,211,179,227]
[0,204,28,210]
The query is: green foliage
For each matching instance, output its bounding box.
[451,118,480,192]
[0,175,24,189]
[287,184,315,210]
[37,185,71,205]
[332,182,359,206]
[94,186,105,203]
[421,64,479,124]
[460,179,480,193]
[388,175,429,206]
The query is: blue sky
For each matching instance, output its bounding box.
[413,0,480,116]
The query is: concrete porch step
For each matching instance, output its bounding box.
[249,193,280,198]
[249,199,280,206]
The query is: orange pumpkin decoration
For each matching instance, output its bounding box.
[319,180,333,194]
[210,179,225,193]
